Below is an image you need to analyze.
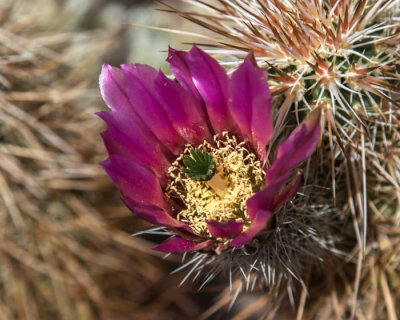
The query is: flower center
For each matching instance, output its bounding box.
[167,132,265,238]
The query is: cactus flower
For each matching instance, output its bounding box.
[99,45,322,253]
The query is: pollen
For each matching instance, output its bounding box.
[167,132,265,238]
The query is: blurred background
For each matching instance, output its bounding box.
[6,1,399,319]
[0,0,220,319]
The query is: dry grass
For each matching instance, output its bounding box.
[0,1,207,319]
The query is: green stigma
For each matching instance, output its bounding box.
[180,148,216,181]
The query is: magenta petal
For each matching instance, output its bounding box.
[123,198,193,233]
[167,47,203,105]
[121,64,183,154]
[246,172,292,221]
[101,155,168,210]
[232,173,301,248]
[153,237,213,253]
[100,130,123,156]
[154,71,212,145]
[271,172,303,211]
[185,45,231,134]
[100,64,171,149]
[98,111,170,184]
[230,210,273,248]
[100,64,132,114]
[207,221,245,238]
[251,95,273,161]
[230,55,273,150]
[267,109,322,184]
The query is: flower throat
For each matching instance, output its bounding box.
[167,133,265,238]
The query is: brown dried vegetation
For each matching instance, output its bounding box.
[0,1,205,319]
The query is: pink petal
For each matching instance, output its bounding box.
[246,172,292,221]
[154,71,212,145]
[232,174,301,248]
[121,64,184,155]
[100,63,178,160]
[267,108,322,184]
[153,237,213,253]
[123,198,193,233]
[229,55,273,156]
[99,64,131,114]
[98,111,170,185]
[271,172,303,211]
[167,47,204,106]
[251,94,273,161]
[101,155,168,210]
[100,64,155,138]
[230,210,273,248]
[185,45,232,134]
[207,221,245,238]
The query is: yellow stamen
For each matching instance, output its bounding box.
[167,132,265,238]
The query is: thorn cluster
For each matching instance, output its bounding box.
[164,0,400,132]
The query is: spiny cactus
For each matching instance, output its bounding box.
[155,1,400,318]
[162,0,399,142]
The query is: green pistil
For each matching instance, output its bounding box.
[181,148,216,181]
